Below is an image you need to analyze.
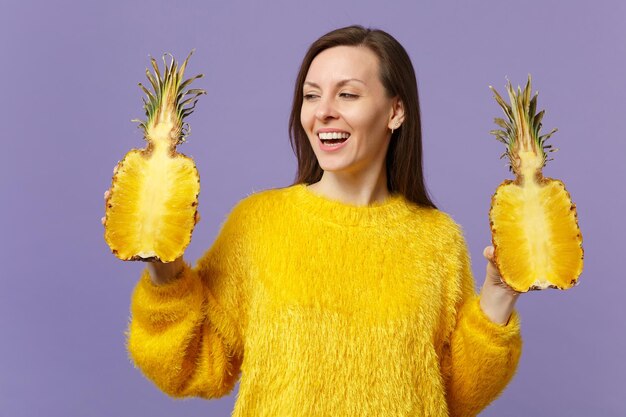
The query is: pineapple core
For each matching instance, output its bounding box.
[107,144,199,261]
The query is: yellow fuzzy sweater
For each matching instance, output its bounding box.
[127,183,522,417]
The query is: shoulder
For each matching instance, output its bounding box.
[431,210,465,241]
[404,201,464,234]
[403,203,468,250]
[224,185,292,225]
[230,185,289,213]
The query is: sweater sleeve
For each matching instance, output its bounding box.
[126,198,253,399]
[439,227,523,417]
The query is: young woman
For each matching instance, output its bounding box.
[121,25,522,417]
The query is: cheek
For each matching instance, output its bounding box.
[299,109,316,145]
[299,110,306,128]
[300,105,314,130]
[348,107,387,135]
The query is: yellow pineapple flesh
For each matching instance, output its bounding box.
[104,51,205,262]
[488,76,583,292]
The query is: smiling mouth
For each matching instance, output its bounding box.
[318,131,350,144]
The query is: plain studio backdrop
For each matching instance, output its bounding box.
[1,1,624,416]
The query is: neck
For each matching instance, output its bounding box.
[307,166,390,206]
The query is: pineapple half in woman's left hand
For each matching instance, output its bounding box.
[488,76,584,292]
[104,51,205,262]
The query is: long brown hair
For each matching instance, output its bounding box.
[288,25,437,209]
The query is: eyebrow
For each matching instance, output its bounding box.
[303,78,366,89]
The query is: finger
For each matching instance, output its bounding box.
[485,258,506,288]
[483,246,494,260]
[101,216,106,226]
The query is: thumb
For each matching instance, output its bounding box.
[483,245,495,261]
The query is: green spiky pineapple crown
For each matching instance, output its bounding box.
[132,50,206,147]
[489,75,558,181]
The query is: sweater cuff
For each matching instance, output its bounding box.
[136,262,196,300]
[459,296,521,347]
[131,262,204,327]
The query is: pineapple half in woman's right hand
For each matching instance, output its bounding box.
[103,51,205,262]
[488,76,584,292]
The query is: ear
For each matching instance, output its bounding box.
[387,97,405,130]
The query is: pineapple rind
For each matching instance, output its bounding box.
[104,149,200,262]
[489,177,583,292]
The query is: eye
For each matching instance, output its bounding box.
[339,92,359,99]
[303,93,319,101]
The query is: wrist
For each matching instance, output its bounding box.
[479,280,520,325]
[147,256,185,286]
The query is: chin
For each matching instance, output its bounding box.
[317,159,349,171]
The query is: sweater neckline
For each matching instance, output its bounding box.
[289,183,412,227]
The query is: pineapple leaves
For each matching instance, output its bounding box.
[539,128,558,146]
[490,129,509,145]
[523,76,531,110]
[150,57,162,88]
[145,69,160,96]
[138,83,155,102]
[533,110,545,133]
[494,117,511,131]
[179,95,200,109]
[162,53,174,85]
[489,85,513,121]
[179,49,195,79]
[134,50,206,143]
[528,94,538,129]
[178,74,204,93]
[490,74,559,171]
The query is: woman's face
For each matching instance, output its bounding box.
[300,45,403,178]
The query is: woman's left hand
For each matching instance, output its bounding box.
[479,246,522,325]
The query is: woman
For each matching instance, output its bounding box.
[122,25,522,417]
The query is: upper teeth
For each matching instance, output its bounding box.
[318,132,350,140]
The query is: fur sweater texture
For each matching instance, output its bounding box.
[127,183,522,417]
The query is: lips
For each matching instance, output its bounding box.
[317,132,350,151]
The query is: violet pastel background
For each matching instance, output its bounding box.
[1,0,624,416]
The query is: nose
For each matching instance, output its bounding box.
[315,96,339,121]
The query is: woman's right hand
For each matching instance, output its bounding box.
[102,185,199,286]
